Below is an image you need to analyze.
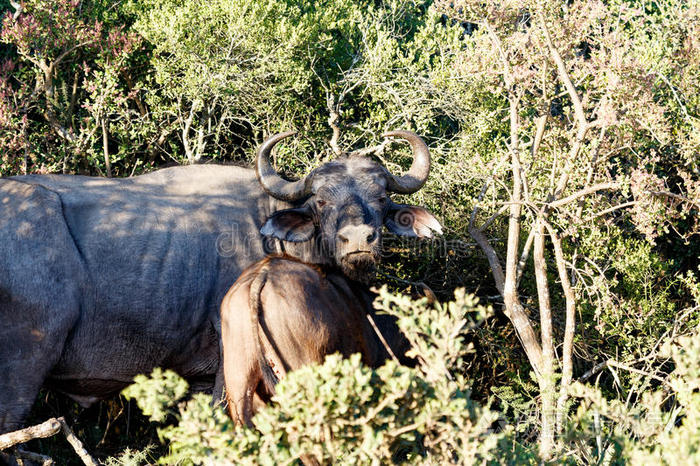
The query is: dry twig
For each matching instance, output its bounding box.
[0,419,61,451]
[0,417,97,466]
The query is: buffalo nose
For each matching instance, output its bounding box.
[337,224,378,250]
[366,230,377,243]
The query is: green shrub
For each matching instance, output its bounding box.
[569,330,700,465]
[120,287,515,465]
[1,0,698,462]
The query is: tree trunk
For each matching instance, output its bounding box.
[101,115,112,177]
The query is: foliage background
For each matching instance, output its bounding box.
[0,0,698,463]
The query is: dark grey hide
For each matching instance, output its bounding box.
[0,131,440,433]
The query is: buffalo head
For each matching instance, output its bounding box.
[257,131,441,282]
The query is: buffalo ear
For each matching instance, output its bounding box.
[261,206,316,242]
[385,203,442,238]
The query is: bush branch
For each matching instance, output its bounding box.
[0,419,61,450]
[549,183,620,208]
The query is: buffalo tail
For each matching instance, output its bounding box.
[248,264,280,396]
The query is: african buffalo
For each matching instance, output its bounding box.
[0,131,440,433]
[220,254,412,425]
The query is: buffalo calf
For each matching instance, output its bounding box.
[220,255,409,425]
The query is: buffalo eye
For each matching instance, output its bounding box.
[316,199,327,208]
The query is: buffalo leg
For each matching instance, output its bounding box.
[224,359,259,426]
[221,281,261,426]
[0,299,76,433]
[0,181,84,434]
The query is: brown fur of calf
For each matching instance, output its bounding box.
[220,255,410,425]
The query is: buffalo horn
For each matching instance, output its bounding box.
[383,130,431,194]
[255,131,313,201]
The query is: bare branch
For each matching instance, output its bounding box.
[101,116,112,177]
[521,116,546,203]
[539,15,586,129]
[468,225,506,293]
[0,419,61,450]
[365,312,400,364]
[656,71,692,122]
[531,215,556,456]
[533,221,554,364]
[516,226,536,284]
[9,0,22,20]
[68,68,79,127]
[584,360,672,388]
[575,201,639,228]
[347,139,390,158]
[124,73,148,117]
[478,204,509,232]
[37,42,91,148]
[51,41,97,72]
[648,190,700,207]
[530,114,548,161]
[503,95,523,311]
[575,125,607,219]
[182,99,202,164]
[483,21,512,86]
[14,448,54,466]
[512,115,547,284]
[549,182,620,208]
[545,223,576,432]
[502,94,545,379]
[327,92,343,157]
[509,302,545,379]
[45,112,77,143]
[58,418,98,466]
[539,13,593,201]
[578,360,609,383]
[469,180,492,229]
